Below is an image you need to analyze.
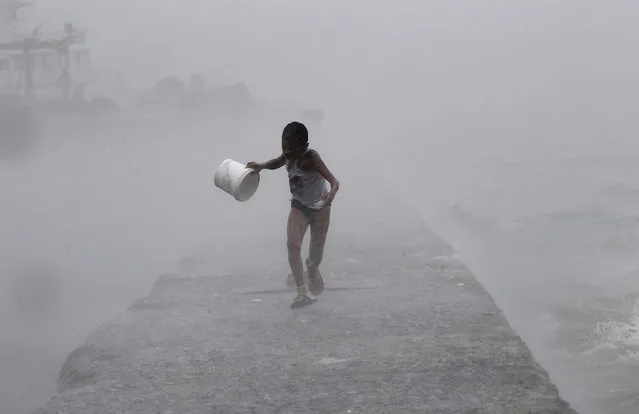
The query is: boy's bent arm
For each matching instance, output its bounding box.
[310,152,340,201]
[261,154,286,170]
[247,155,286,171]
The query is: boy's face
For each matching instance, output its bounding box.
[282,138,307,159]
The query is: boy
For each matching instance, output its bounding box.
[247,121,340,309]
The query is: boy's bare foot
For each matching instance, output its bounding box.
[307,267,324,296]
[290,294,317,309]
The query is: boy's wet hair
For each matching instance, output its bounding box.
[282,121,308,146]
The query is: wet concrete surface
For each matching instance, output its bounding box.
[34,185,575,413]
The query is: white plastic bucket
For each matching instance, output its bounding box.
[214,159,260,202]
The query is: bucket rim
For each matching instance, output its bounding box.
[231,168,260,201]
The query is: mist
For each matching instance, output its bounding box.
[3,1,639,413]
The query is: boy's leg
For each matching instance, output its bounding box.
[307,205,331,296]
[287,206,310,295]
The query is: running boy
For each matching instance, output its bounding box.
[247,121,340,309]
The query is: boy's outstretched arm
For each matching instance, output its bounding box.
[309,152,340,203]
[247,154,285,172]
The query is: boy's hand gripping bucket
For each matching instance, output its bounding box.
[214,159,260,202]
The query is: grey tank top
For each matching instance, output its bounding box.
[286,148,329,209]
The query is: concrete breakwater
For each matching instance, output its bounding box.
[35,188,575,413]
